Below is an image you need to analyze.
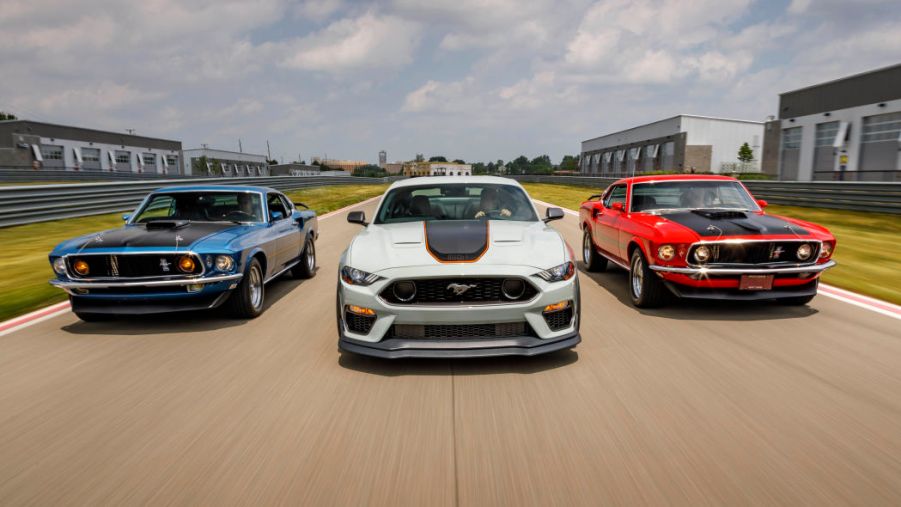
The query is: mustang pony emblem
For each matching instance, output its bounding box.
[159,258,171,272]
[770,246,785,260]
[446,283,477,296]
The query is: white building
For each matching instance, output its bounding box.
[581,115,764,176]
[182,148,268,176]
[428,163,472,176]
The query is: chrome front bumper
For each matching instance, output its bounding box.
[650,260,836,276]
[50,273,243,289]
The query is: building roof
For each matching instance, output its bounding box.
[778,63,901,119]
[183,147,267,158]
[582,114,763,144]
[0,119,181,147]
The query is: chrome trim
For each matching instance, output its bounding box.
[650,260,836,275]
[264,259,300,283]
[50,273,243,289]
[596,249,630,270]
[63,250,208,280]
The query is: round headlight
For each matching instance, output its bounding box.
[215,255,234,272]
[820,242,833,259]
[694,245,711,263]
[52,258,67,275]
[393,281,417,302]
[177,256,196,273]
[72,259,90,276]
[657,245,675,261]
[796,243,812,261]
[501,278,526,299]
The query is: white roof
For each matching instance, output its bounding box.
[388,175,522,189]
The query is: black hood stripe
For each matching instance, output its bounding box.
[78,222,238,249]
[661,211,809,237]
[424,220,489,263]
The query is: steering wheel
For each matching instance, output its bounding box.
[224,210,255,221]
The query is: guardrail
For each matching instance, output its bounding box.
[511,175,901,214]
[0,176,390,227]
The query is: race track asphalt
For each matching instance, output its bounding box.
[1,198,900,506]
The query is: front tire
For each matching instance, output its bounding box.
[582,230,607,272]
[227,257,265,318]
[629,249,667,308]
[291,237,316,279]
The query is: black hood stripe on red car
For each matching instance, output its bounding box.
[661,211,809,237]
[77,222,237,249]
[424,220,489,262]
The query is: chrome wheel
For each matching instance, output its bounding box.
[249,264,263,309]
[305,241,316,272]
[631,254,643,299]
[583,232,591,264]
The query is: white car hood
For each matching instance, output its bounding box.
[347,220,567,273]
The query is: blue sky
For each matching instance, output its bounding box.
[1,0,899,164]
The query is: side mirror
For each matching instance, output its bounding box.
[122,214,130,222]
[347,211,368,226]
[587,194,602,201]
[757,199,768,209]
[611,202,624,212]
[270,210,285,221]
[294,201,309,209]
[544,207,564,222]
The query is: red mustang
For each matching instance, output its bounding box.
[579,175,836,307]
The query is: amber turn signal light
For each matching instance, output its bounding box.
[346,305,376,316]
[177,256,196,273]
[72,259,90,276]
[543,300,571,313]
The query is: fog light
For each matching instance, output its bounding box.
[657,244,675,261]
[177,256,196,273]
[694,245,711,263]
[501,278,526,299]
[72,259,90,276]
[543,300,571,313]
[796,243,812,261]
[392,281,416,302]
[346,304,375,316]
[186,284,203,293]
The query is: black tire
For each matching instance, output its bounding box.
[291,237,316,279]
[582,229,607,272]
[777,281,818,306]
[227,257,265,318]
[73,311,112,322]
[629,248,667,308]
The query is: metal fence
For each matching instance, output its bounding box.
[511,175,901,214]
[0,176,390,228]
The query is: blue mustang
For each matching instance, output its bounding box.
[48,185,318,321]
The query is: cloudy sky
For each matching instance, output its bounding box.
[1,0,899,164]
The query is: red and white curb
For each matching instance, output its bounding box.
[532,199,901,321]
[0,195,384,337]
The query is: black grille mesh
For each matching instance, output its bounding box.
[689,241,820,265]
[345,312,376,335]
[380,277,537,305]
[543,307,573,331]
[67,254,204,278]
[390,322,530,339]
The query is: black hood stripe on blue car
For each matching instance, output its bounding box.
[78,222,238,249]
[661,210,809,237]
[424,219,489,262]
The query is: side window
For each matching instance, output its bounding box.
[603,185,627,208]
[278,195,294,214]
[267,194,288,221]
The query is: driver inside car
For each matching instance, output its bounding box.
[472,188,512,218]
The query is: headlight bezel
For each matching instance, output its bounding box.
[52,257,67,275]
[796,243,813,261]
[341,265,383,286]
[215,255,236,272]
[693,245,711,263]
[820,241,834,259]
[534,261,576,283]
[657,244,676,261]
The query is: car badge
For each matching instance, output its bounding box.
[447,283,477,296]
[770,246,784,260]
[160,258,171,272]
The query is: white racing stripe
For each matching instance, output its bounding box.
[532,198,901,321]
[0,195,384,337]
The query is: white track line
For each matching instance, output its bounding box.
[0,194,384,337]
[532,198,901,320]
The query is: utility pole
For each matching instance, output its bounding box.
[238,139,243,153]
[266,140,271,160]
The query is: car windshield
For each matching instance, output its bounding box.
[375,183,538,224]
[132,192,265,223]
[631,180,760,213]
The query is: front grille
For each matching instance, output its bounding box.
[67,254,204,278]
[345,311,376,335]
[688,241,820,266]
[380,277,538,305]
[389,322,530,339]
[543,307,573,331]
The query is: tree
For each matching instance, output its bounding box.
[353,164,388,177]
[0,112,17,121]
[429,156,448,162]
[559,154,579,172]
[266,158,279,165]
[452,159,465,164]
[415,154,425,162]
[737,142,754,163]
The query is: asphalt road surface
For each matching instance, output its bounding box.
[2,198,900,506]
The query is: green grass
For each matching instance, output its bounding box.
[0,184,388,321]
[523,182,901,305]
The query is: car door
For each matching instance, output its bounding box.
[594,183,627,262]
[266,193,294,271]
[278,194,304,263]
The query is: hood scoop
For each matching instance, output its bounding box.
[690,210,748,220]
[144,220,190,230]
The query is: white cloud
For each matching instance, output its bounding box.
[281,13,422,72]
